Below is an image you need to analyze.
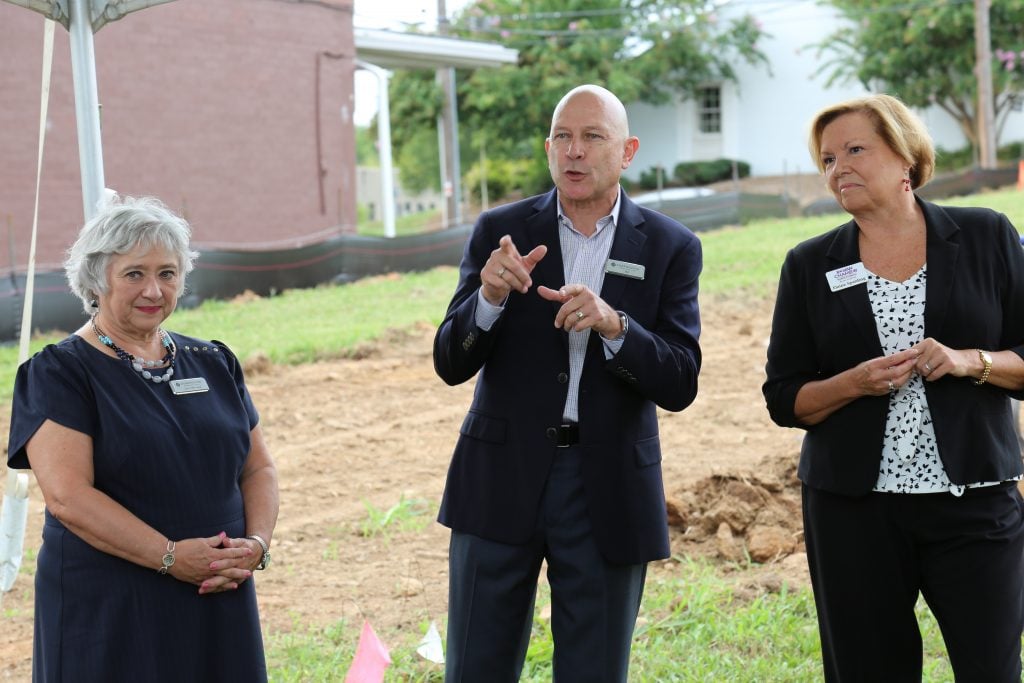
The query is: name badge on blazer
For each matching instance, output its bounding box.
[825,262,868,292]
[605,259,645,280]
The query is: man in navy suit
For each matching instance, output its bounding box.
[433,84,703,681]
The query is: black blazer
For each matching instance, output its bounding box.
[764,198,1024,496]
[433,189,702,565]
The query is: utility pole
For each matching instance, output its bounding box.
[974,0,997,168]
[437,0,462,226]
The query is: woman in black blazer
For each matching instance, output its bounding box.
[764,94,1024,681]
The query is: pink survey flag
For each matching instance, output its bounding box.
[344,620,391,683]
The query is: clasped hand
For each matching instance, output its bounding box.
[857,338,978,396]
[169,531,259,595]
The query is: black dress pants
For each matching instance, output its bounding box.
[803,482,1024,682]
[445,446,647,682]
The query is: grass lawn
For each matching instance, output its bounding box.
[4,188,1023,679]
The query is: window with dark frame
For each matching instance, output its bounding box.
[698,86,721,134]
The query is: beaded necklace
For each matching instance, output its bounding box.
[91,316,176,384]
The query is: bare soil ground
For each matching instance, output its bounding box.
[0,290,809,680]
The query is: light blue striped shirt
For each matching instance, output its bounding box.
[475,190,625,422]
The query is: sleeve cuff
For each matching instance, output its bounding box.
[475,288,506,331]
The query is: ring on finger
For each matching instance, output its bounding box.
[575,310,584,320]
[887,379,895,394]
[923,361,932,373]
[497,267,506,277]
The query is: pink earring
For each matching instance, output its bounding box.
[903,177,911,192]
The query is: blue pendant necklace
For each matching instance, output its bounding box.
[91,316,176,384]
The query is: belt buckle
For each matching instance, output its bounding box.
[557,423,577,448]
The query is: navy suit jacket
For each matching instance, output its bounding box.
[764,198,1024,496]
[433,188,702,565]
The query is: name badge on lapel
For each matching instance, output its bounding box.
[170,377,210,395]
[825,262,868,292]
[605,259,645,280]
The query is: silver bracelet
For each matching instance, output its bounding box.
[246,534,271,570]
[158,539,175,575]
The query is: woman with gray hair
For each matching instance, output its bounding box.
[7,196,279,681]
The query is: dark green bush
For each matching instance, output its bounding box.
[673,158,751,186]
[934,140,1024,173]
[638,165,671,190]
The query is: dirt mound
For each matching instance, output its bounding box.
[0,292,811,678]
[669,453,803,564]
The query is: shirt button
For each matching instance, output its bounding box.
[557,372,568,384]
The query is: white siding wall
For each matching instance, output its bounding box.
[624,0,1024,180]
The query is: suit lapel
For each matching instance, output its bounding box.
[920,199,960,337]
[523,190,568,326]
[525,190,564,291]
[826,219,883,355]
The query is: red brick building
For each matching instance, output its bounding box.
[0,0,357,274]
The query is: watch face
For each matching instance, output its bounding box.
[162,553,175,567]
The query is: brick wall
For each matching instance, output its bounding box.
[0,0,356,272]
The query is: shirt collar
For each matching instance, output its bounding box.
[556,186,622,234]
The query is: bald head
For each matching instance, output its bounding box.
[550,84,631,139]
[545,84,639,219]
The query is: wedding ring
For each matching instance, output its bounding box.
[924,362,932,373]
[887,380,896,394]
[497,267,506,277]
[576,310,584,320]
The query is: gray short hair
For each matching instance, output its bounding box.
[64,195,199,314]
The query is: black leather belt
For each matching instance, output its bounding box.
[546,423,579,447]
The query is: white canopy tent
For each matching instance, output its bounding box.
[0,5,518,600]
[0,0,177,602]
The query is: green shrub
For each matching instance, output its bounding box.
[935,140,1024,173]
[673,158,751,186]
[465,157,537,202]
[638,165,671,190]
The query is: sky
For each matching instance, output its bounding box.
[352,0,473,126]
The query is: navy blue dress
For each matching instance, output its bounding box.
[7,333,267,682]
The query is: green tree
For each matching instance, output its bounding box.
[815,0,1024,152]
[355,125,379,166]
[385,0,768,199]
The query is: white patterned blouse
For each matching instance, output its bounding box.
[867,264,1017,495]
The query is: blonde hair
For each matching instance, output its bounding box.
[808,94,935,190]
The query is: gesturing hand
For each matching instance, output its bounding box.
[481,235,548,305]
[537,283,623,338]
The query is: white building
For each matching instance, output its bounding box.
[624,0,1024,181]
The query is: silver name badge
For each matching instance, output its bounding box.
[170,377,210,395]
[605,259,645,280]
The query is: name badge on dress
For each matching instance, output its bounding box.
[169,377,210,395]
[825,262,868,292]
[605,259,645,280]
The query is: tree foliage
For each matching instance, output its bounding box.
[815,0,1024,149]
[385,0,768,198]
